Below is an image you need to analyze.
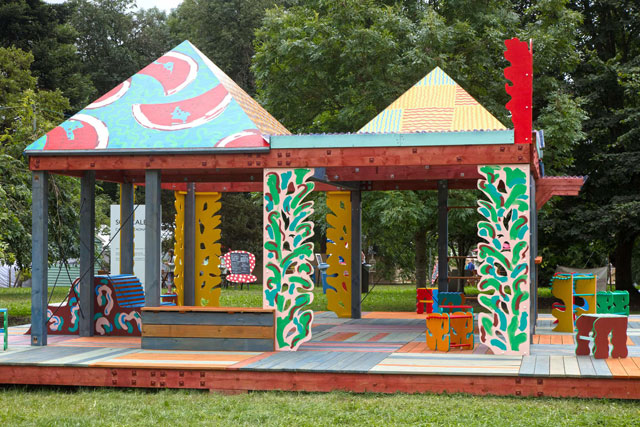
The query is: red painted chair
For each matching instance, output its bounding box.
[223,250,257,289]
[575,313,628,359]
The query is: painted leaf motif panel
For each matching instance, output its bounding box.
[263,168,315,351]
[477,165,530,355]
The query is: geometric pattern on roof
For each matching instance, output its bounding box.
[358,67,506,133]
[25,41,289,153]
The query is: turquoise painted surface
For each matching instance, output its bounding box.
[270,130,514,149]
[25,41,259,152]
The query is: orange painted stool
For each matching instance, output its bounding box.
[426,311,474,352]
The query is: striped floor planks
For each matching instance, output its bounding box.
[0,314,638,384]
[371,353,522,376]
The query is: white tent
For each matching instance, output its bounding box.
[555,265,608,292]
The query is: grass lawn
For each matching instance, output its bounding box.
[220,283,433,312]
[0,287,69,326]
[0,284,571,326]
[0,387,638,426]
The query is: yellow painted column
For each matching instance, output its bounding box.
[173,192,185,305]
[326,191,352,318]
[194,192,222,307]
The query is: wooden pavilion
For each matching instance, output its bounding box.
[24,38,583,356]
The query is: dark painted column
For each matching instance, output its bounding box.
[145,170,161,306]
[31,171,48,346]
[120,181,134,275]
[351,189,362,319]
[183,183,196,306]
[437,180,448,293]
[79,171,96,337]
[530,175,538,337]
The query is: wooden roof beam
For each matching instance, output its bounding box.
[29,144,529,174]
[535,176,585,210]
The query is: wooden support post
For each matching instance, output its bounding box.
[145,170,161,307]
[438,180,448,293]
[119,181,134,275]
[79,171,95,337]
[31,171,48,346]
[530,174,538,337]
[183,183,196,306]
[351,189,362,319]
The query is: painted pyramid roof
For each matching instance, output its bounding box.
[358,67,506,134]
[25,41,290,154]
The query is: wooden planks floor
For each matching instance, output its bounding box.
[1,313,639,380]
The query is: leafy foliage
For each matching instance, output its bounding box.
[539,0,640,300]
[69,0,173,98]
[253,0,585,284]
[1,0,638,296]
[0,0,95,110]
[168,0,283,94]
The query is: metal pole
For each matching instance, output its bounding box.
[183,183,196,306]
[31,171,48,346]
[120,182,134,275]
[145,170,161,306]
[351,189,362,319]
[438,180,448,293]
[530,175,538,337]
[79,171,95,337]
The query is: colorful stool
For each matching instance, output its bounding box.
[416,287,438,314]
[0,308,7,351]
[596,291,629,315]
[426,311,474,352]
[437,291,471,313]
[551,273,596,332]
[575,314,628,359]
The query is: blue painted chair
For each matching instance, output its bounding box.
[314,254,331,293]
[0,308,7,351]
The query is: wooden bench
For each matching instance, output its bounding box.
[141,306,275,352]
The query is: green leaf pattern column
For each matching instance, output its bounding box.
[263,168,315,351]
[477,165,531,355]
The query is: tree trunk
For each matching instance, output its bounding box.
[415,227,428,288]
[612,233,639,304]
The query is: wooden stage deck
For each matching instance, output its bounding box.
[1,313,639,399]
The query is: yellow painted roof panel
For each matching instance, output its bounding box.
[358,67,506,133]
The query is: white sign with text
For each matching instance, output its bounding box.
[110,205,146,288]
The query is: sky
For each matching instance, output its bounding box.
[44,0,185,13]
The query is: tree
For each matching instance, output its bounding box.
[168,0,285,95]
[69,0,173,96]
[363,191,437,285]
[0,0,95,111]
[253,0,585,283]
[568,0,640,300]
[0,47,70,271]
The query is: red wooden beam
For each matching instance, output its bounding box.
[29,145,529,176]
[0,366,638,399]
[530,138,541,179]
[161,182,352,192]
[536,176,585,210]
[325,165,480,182]
[364,180,477,191]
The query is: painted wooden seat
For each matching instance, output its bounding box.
[437,292,471,313]
[0,308,7,351]
[575,313,628,359]
[31,274,175,337]
[426,311,474,352]
[416,287,438,314]
[223,251,257,289]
